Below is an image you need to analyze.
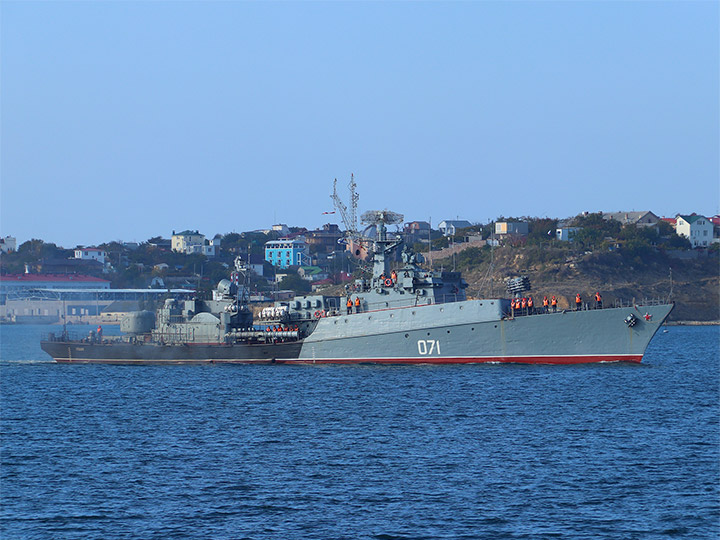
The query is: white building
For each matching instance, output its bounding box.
[74,247,106,264]
[676,214,713,248]
[171,230,216,257]
[438,220,473,236]
[171,230,205,253]
[0,236,16,253]
[556,226,581,242]
[272,224,290,236]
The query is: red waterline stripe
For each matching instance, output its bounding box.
[284,354,644,365]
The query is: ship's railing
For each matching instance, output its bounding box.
[45,331,122,344]
[508,296,672,317]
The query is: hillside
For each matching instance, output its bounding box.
[433,245,719,322]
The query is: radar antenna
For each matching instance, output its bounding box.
[361,209,405,283]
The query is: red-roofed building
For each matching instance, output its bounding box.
[0,273,110,294]
[661,217,677,227]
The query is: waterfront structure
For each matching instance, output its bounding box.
[676,214,713,248]
[0,273,198,324]
[265,238,309,268]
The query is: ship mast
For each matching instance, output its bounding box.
[361,210,404,285]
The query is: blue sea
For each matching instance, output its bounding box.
[1,324,718,539]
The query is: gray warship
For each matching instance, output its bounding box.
[41,210,673,365]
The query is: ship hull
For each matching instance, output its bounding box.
[40,301,672,365]
[40,341,302,364]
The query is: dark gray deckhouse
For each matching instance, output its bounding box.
[41,210,673,365]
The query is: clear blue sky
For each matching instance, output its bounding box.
[2,1,718,248]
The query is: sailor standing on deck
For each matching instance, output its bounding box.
[355,296,361,313]
[347,297,353,314]
[551,295,558,313]
[595,292,603,309]
[543,296,549,313]
[576,293,582,311]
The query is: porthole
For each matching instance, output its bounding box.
[471,327,475,331]
[447,330,451,334]
[427,332,431,336]
[412,311,416,315]
[405,333,409,338]
[494,325,497,328]
[440,307,444,312]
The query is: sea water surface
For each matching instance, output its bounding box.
[1,324,718,539]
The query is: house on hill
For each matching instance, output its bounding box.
[171,230,215,257]
[603,211,660,228]
[495,221,529,237]
[438,220,472,236]
[74,247,106,265]
[265,238,309,268]
[676,214,712,248]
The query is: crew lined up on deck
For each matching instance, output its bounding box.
[347,297,363,314]
[511,292,603,316]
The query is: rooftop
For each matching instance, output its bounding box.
[0,273,110,283]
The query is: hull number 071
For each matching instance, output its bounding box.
[417,340,441,355]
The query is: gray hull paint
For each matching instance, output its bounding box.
[294,300,672,363]
[41,301,672,364]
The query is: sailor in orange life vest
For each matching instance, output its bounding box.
[346,297,353,314]
[527,296,534,315]
[542,296,549,313]
[551,295,558,313]
[575,293,582,311]
[355,296,361,313]
[96,325,103,342]
[595,292,603,309]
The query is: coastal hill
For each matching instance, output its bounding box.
[430,244,718,323]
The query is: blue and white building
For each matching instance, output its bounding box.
[265,238,308,268]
